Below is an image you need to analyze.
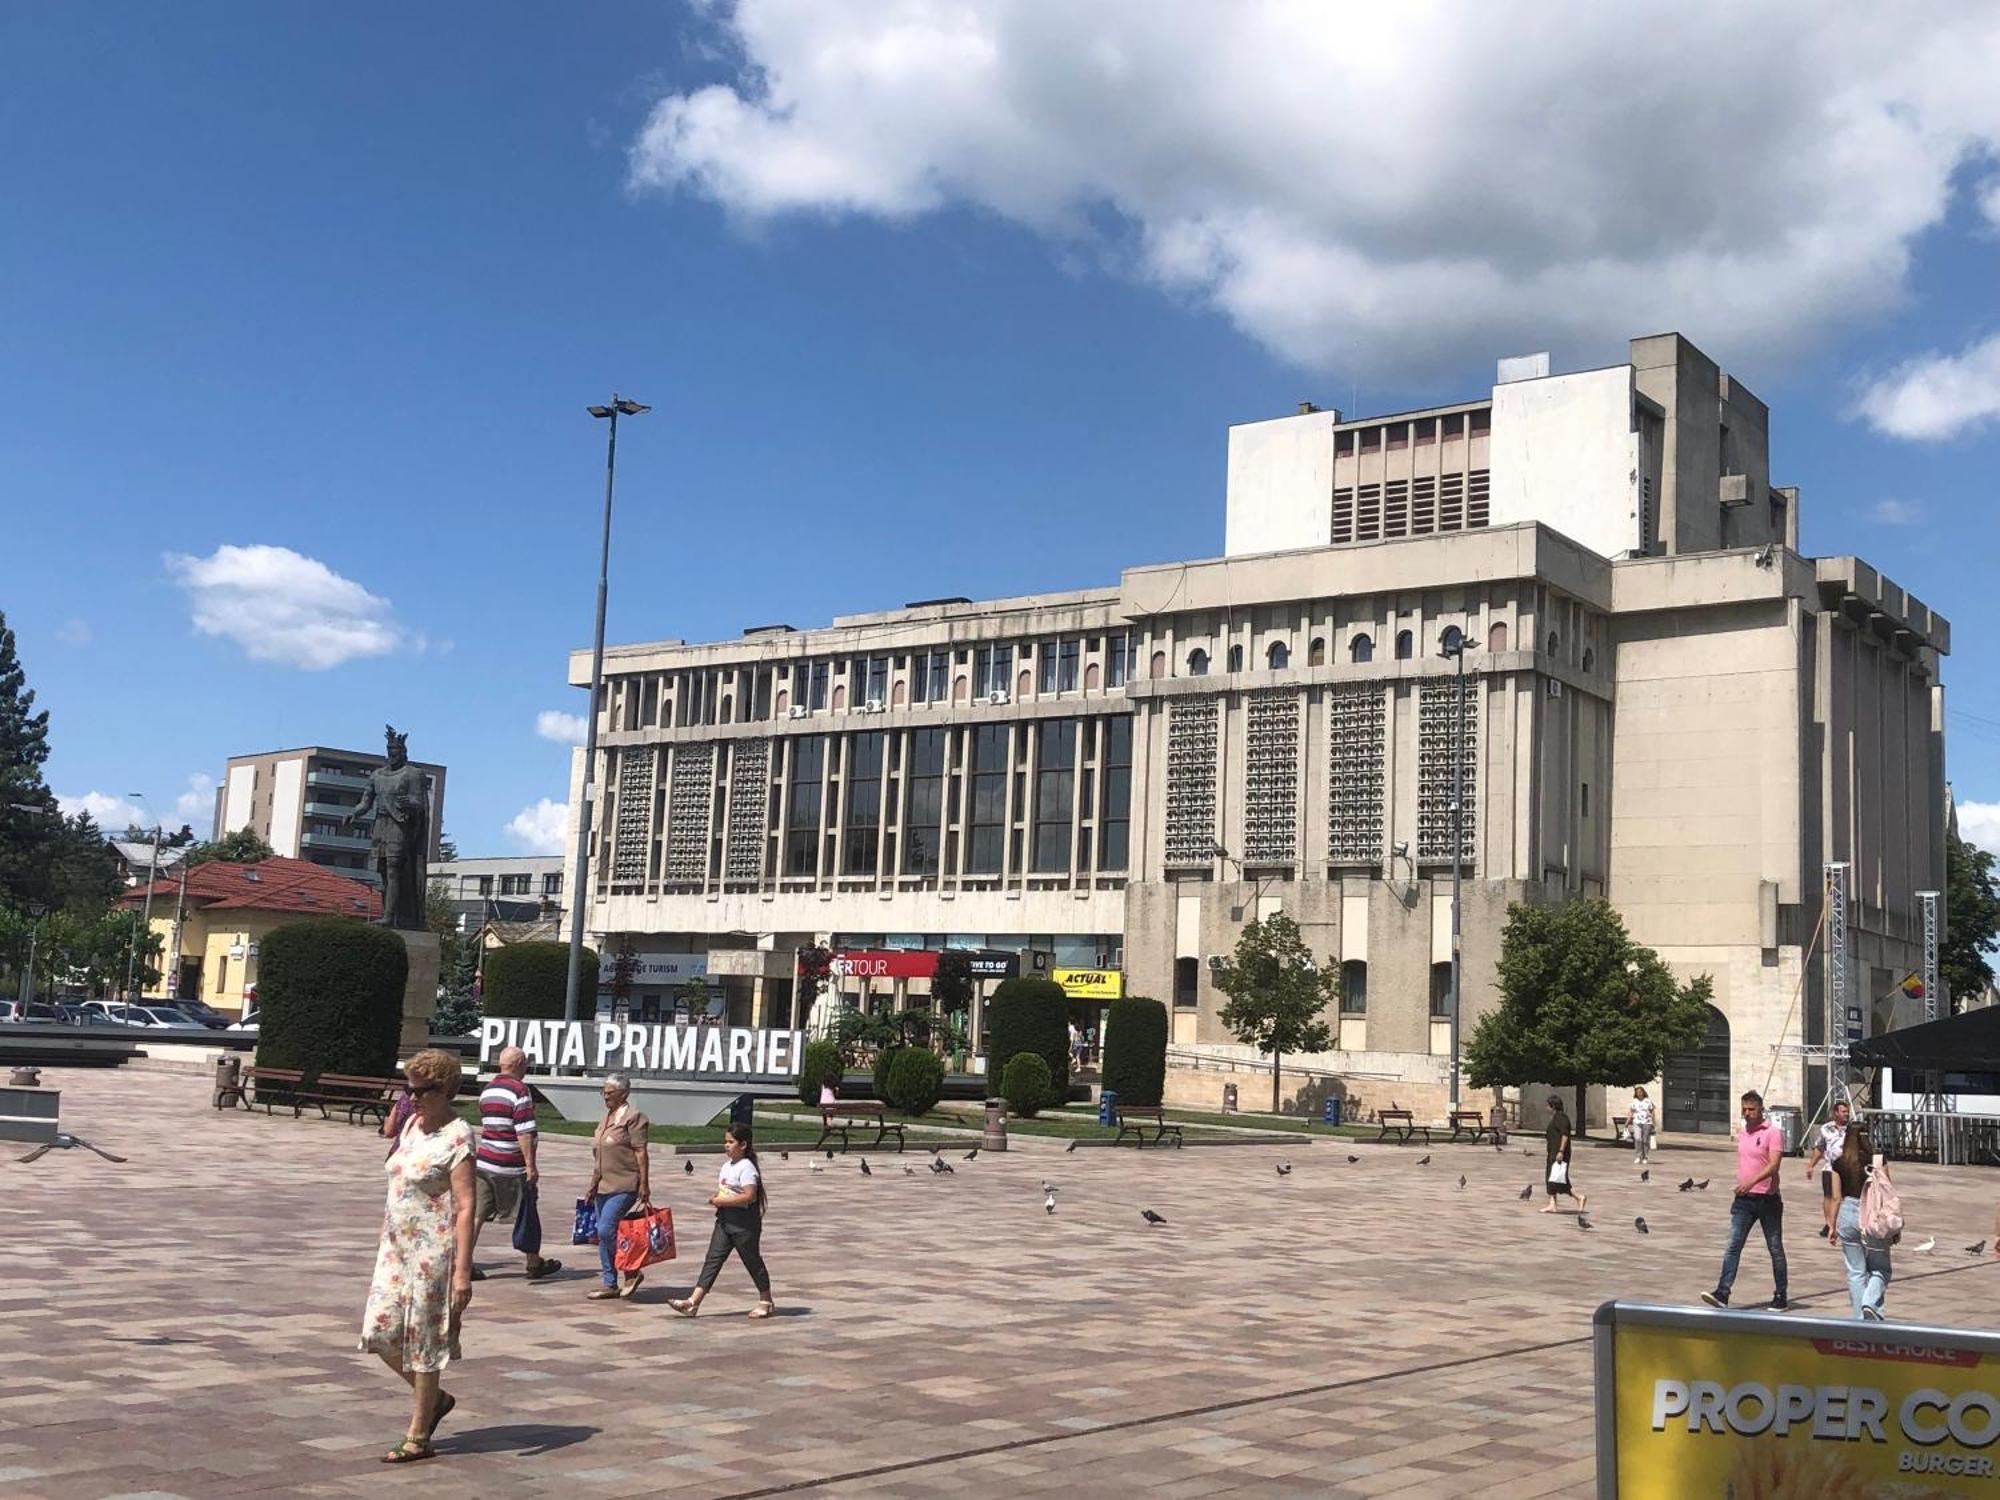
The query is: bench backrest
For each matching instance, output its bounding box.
[314,1074,396,1093]
[1450,1111,1483,1123]
[1380,1107,1413,1120]
[824,1101,883,1117]
[247,1067,305,1083]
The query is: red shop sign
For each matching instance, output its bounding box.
[829,949,938,980]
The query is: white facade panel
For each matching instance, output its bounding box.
[1487,367,1639,560]
[270,757,304,857]
[1224,408,1340,557]
[223,764,256,834]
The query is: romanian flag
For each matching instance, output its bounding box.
[1898,972,1926,999]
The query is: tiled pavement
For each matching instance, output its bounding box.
[4,1069,1998,1499]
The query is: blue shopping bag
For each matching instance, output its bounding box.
[571,1195,598,1245]
[513,1181,543,1256]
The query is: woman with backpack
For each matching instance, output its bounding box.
[1832,1122,1895,1321]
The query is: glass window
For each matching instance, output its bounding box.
[1267,641,1289,669]
[1394,630,1413,660]
[543,873,563,895]
[785,736,824,876]
[913,648,951,704]
[1186,648,1209,676]
[1174,956,1199,1007]
[967,725,1006,873]
[1099,716,1132,871]
[1107,634,1131,688]
[1038,641,1058,694]
[1033,720,1076,872]
[1058,639,1079,692]
[1430,962,1452,1019]
[1226,644,1243,672]
[809,662,829,710]
[1340,960,1368,1014]
[975,645,1013,698]
[1350,634,1374,664]
[1309,637,1326,667]
[854,657,886,706]
[902,729,946,874]
[844,732,884,875]
[477,875,493,895]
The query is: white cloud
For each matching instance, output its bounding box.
[536,709,588,745]
[1962,801,2000,860]
[628,4,2000,379]
[1856,332,2000,441]
[164,544,415,670]
[1869,498,1926,526]
[173,772,217,824]
[54,618,91,647]
[506,798,570,855]
[57,791,147,830]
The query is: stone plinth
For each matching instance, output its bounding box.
[396,929,440,1055]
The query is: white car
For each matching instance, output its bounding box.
[226,1009,259,1032]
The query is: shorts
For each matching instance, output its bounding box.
[474,1170,524,1224]
[1820,1171,1835,1199]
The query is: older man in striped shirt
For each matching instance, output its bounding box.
[471,1045,561,1281]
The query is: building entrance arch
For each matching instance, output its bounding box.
[1663,1004,1732,1134]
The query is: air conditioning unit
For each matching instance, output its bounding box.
[787,704,811,719]
[1547,679,1563,698]
[985,690,1010,706]
[863,698,885,714]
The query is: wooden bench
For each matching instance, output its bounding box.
[814,1101,906,1153]
[1375,1108,1432,1146]
[217,1065,305,1114]
[1112,1103,1185,1148]
[293,1073,401,1125]
[1448,1109,1499,1144]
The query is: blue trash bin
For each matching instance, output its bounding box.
[1098,1089,1118,1127]
[1322,1096,1342,1127]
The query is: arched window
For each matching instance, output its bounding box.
[1546,631,1560,656]
[1309,636,1326,667]
[1149,651,1167,680]
[1394,629,1413,660]
[1349,634,1374,664]
[1267,641,1290,669]
[1340,960,1368,1014]
[1226,644,1244,672]
[1187,648,1210,676]
[1486,621,1509,653]
[1581,647,1595,673]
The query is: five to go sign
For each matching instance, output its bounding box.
[1054,968,1124,1000]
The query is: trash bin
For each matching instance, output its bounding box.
[729,1092,755,1129]
[1222,1083,1238,1114]
[983,1098,1009,1152]
[212,1053,241,1110]
[1768,1105,1803,1156]
[1322,1096,1343,1127]
[1098,1089,1118,1127]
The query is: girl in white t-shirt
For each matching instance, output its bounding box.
[668,1124,774,1319]
[1629,1086,1657,1166]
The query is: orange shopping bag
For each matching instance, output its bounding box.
[612,1203,676,1273]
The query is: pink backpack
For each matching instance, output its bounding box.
[1860,1159,1902,1245]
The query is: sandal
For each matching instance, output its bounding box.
[426,1391,456,1442]
[381,1438,434,1464]
[748,1302,774,1319]
[586,1287,621,1300]
[667,1297,700,1318]
[524,1258,563,1282]
[619,1271,644,1300]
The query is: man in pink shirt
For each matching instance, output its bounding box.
[1701,1089,1789,1310]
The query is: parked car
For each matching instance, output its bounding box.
[0,1000,22,1023]
[225,1007,259,1033]
[161,1000,230,1029]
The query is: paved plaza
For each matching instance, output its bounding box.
[5,1068,2000,1499]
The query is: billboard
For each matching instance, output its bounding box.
[1595,1300,2000,1496]
[1054,968,1124,1000]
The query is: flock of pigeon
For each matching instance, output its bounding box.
[773,1141,1178,1227]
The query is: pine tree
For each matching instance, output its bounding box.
[0,611,59,909]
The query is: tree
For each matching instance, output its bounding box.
[47,812,121,910]
[437,833,460,864]
[0,611,59,910]
[608,934,640,1012]
[1465,899,1713,1130]
[1944,830,1999,1008]
[184,828,276,867]
[676,973,713,1020]
[795,943,833,1030]
[1210,913,1334,1112]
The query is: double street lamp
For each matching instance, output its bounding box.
[564,397,651,1026]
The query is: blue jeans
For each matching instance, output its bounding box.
[1716,1193,1787,1301]
[1836,1197,1891,1317]
[595,1191,636,1286]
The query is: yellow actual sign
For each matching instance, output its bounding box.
[1053,968,1124,1000]
[1598,1302,2000,1497]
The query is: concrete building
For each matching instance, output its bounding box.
[563,333,1947,1132]
[430,856,563,931]
[214,746,446,885]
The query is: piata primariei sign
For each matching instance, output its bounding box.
[478,1018,805,1076]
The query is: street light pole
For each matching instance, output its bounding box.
[124,798,161,1001]
[1439,628,1476,1110]
[565,396,651,1027]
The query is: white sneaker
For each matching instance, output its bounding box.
[1861,1305,1885,1322]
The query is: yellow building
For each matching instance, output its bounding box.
[123,856,380,1015]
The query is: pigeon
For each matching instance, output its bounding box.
[1678,1178,1696,1192]
[938,1160,955,1174]
[826,1149,835,1161]
[963,1148,979,1162]
[780,1150,789,1161]
[1141,1210,1167,1226]
[1912,1236,1936,1254]
[1523,1148,1533,1157]
[1694,1179,1711,1191]
[1066,1141,1079,1153]
[903,1164,915,1176]
[1457,1175,1467,1190]
[1519,1184,1535,1200]
[1968,1240,1987,1256]
[1276,1162,1292,1177]
[1577,1215,1594,1231]
[1044,1192,1057,1215]
[809,1159,824,1174]
[929,1145,944,1155]
[1346,1154,1361,1164]
[1416,1154,1432,1166]
[859,1159,872,1177]
[1640,1169,1650,1183]
[684,1159,695,1175]
[1040,1180,1056,1194]
[1494,1142,1506,1153]
[1634,1217,1649,1235]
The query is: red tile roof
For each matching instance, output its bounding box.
[121,856,382,919]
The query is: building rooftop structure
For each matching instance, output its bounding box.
[122,855,381,920]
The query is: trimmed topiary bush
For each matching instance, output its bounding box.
[870,1043,903,1102]
[1000,1052,1054,1118]
[885,1047,945,1116]
[985,976,1069,1103]
[1100,995,1169,1107]
[255,918,406,1085]
[797,1038,845,1107]
[483,940,597,1020]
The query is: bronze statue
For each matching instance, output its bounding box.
[345,725,431,929]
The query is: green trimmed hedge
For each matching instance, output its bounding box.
[870,1043,903,1102]
[1100,995,1168,1107]
[984,976,1069,1105]
[885,1047,945,1116]
[255,918,406,1083]
[797,1038,844,1107]
[1000,1053,1054,1117]
[483,941,596,1020]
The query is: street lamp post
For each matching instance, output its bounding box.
[123,796,161,1002]
[18,899,47,1008]
[564,396,651,1027]
[1438,627,1476,1109]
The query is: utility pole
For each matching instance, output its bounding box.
[166,852,191,1000]
[124,808,161,1001]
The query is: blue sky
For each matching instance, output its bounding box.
[3,4,1998,857]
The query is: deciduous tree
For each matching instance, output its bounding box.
[1210,913,1334,1112]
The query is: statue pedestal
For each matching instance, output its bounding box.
[396,930,441,1055]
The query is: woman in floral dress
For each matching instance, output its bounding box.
[359,1047,477,1463]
